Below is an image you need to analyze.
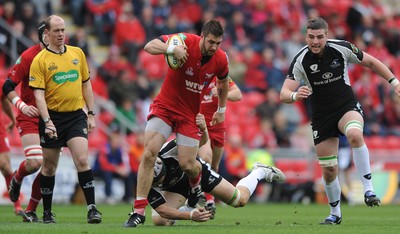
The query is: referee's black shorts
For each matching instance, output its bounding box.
[39,109,88,148]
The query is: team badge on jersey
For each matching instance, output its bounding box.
[48,62,57,71]
[350,43,359,54]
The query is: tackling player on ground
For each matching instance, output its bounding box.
[124,113,285,226]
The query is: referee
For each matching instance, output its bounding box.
[29,15,101,224]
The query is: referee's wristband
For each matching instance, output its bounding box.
[217,106,226,113]
[388,77,400,88]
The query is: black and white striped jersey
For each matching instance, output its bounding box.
[287,39,363,114]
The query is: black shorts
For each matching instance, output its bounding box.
[149,159,222,209]
[311,100,363,145]
[39,109,88,148]
[163,160,222,197]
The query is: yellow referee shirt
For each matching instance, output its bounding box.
[29,45,89,112]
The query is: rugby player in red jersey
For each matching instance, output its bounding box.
[0,79,24,217]
[124,19,230,227]
[2,21,46,222]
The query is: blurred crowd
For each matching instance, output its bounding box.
[1,0,400,169]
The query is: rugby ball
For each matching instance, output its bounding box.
[165,34,185,70]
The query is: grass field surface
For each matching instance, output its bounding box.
[0,203,398,234]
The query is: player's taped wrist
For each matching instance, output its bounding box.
[166,45,176,55]
[189,209,198,220]
[217,106,226,113]
[388,77,399,88]
[290,92,298,102]
[12,96,27,112]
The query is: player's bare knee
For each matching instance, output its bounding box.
[180,162,200,178]
[346,132,363,146]
[344,121,364,146]
[75,156,90,169]
[26,158,43,172]
[42,165,57,175]
[322,166,337,182]
[235,198,246,208]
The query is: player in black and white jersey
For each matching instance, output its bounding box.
[280,17,400,225]
[123,114,286,227]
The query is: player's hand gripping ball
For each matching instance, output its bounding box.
[165,34,185,70]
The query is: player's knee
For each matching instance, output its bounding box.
[344,121,364,146]
[234,198,246,208]
[41,164,57,175]
[25,158,43,172]
[227,188,242,207]
[346,131,363,146]
[181,161,201,179]
[75,156,90,169]
[322,167,337,182]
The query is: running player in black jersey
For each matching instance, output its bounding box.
[280,17,400,225]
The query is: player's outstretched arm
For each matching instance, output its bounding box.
[154,204,211,224]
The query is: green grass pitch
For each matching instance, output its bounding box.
[0,203,399,234]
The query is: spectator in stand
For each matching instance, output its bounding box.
[68,0,87,26]
[139,5,160,44]
[226,47,247,91]
[93,131,132,204]
[111,98,136,135]
[152,0,171,24]
[0,79,24,217]
[352,70,386,136]
[170,0,202,32]
[258,47,286,91]
[250,118,278,149]
[108,69,137,107]
[97,45,136,85]
[69,26,91,58]
[223,133,248,185]
[19,2,38,38]
[272,110,292,147]
[225,10,252,49]
[128,131,145,200]
[113,1,146,64]
[1,1,16,25]
[85,0,119,45]
[159,13,181,35]
[382,91,400,136]
[255,88,281,121]
[88,62,109,99]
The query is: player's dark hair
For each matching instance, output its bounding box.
[307,17,328,31]
[202,19,224,38]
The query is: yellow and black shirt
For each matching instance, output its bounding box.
[29,45,89,112]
